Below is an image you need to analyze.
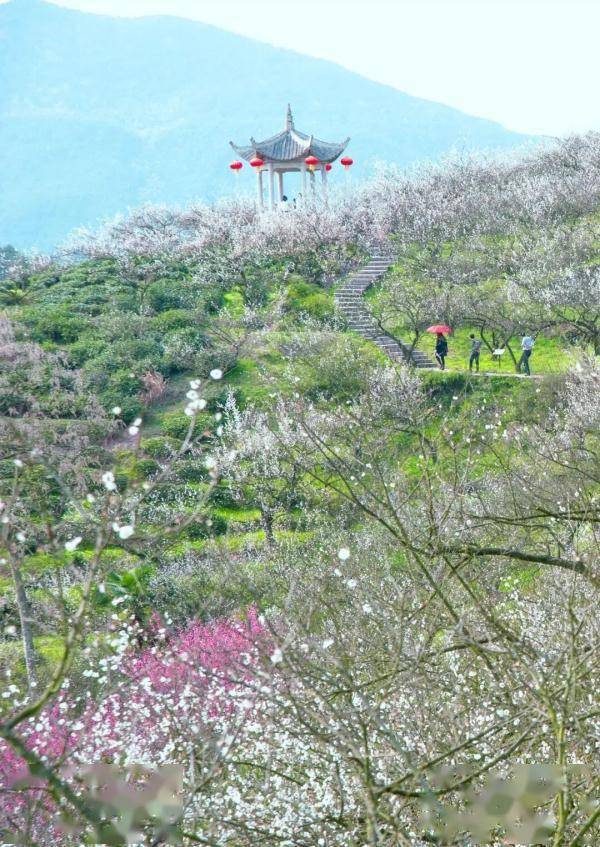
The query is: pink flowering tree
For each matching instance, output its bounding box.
[0,609,265,844]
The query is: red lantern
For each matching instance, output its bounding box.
[230,161,243,173]
[250,157,265,169]
[325,163,332,172]
[341,157,354,171]
[305,155,319,172]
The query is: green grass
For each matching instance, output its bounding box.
[214,506,262,524]
[37,635,66,665]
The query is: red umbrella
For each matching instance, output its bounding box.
[426,324,452,334]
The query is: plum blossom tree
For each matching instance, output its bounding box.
[1,133,600,846]
[217,395,305,545]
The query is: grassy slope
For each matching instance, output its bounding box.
[2,257,585,680]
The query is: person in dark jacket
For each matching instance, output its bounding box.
[435,333,448,370]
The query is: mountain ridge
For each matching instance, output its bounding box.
[0,0,537,251]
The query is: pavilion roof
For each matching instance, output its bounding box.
[230,105,350,165]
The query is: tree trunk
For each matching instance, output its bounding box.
[261,511,276,547]
[505,343,519,372]
[11,562,37,691]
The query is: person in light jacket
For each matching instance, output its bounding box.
[518,334,535,375]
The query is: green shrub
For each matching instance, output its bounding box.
[210,481,238,509]
[133,458,160,479]
[159,410,212,440]
[285,279,334,321]
[101,394,143,425]
[159,410,192,440]
[147,281,187,312]
[24,306,89,344]
[194,346,239,377]
[150,309,197,332]
[296,334,381,401]
[186,512,228,540]
[0,390,31,416]
[142,437,176,460]
[177,461,210,483]
[66,333,107,366]
[162,328,206,373]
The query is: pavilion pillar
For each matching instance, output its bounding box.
[278,172,284,202]
[300,162,308,199]
[310,169,316,196]
[321,165,328,205]
[268,163,276,210]
[257,169,264,209]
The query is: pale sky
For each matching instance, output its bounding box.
[7,0,600,136]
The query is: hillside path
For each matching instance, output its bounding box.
[334,257,436,368]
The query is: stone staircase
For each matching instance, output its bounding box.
[334,257,436,369]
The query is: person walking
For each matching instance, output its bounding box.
[435,333,448,370]
[518,334,535,375]
[469,334,482,372]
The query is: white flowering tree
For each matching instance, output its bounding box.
[1,133,600,845]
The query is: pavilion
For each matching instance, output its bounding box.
[230,106,351,209]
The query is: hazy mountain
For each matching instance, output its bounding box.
[0,0,535,251]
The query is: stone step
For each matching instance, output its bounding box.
[335,256,436,369]
[407,351,433,361]
[350,275,382,282]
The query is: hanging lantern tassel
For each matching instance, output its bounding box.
[341,156,354,172]
[325,163,332,172]
[305,155,320,173]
